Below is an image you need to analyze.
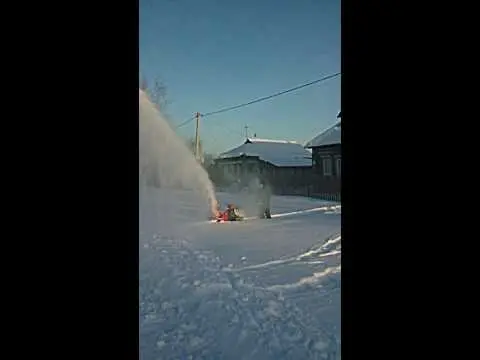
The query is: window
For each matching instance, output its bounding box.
[322,157,332,176]
[336,157,341,178]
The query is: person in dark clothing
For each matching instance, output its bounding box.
[257,181,272,219]
[226,203,238,221]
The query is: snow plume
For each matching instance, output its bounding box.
[139,89,217,218]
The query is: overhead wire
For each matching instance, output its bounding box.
[173,72,340,129]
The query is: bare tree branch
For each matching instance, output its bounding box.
[149,78,168,110]
[139,75,168,110]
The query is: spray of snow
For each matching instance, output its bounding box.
[139,89,217,218]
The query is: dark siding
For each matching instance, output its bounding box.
[310,144,341,197]
[211,156,312,195]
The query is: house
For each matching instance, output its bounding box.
[211,138,313,195]
[304,113,341,199]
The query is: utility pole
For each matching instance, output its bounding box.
[194,112,201,161]
[244,125,249,140]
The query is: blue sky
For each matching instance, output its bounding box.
[140,0,340,154]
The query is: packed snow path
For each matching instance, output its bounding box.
[140,190,341,360]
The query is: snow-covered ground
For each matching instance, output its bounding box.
[140,189,341,360]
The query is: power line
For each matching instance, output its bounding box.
[202,72,340,118]
[174,72,340,129]
[174,115,196,129]
[174,114,244,141]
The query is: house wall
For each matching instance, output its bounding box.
[265,166,312,195]
[211,156,312,195]
[310,144,341,197]
[210,156,261,188]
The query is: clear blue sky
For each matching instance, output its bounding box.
[140,0,340,155]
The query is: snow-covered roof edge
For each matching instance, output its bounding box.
[245,138,298,144]
[304,121,341,148]
[216,137,312,167]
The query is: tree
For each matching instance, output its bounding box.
[139,75,168,111]
[150,78,168,110]
[185,137,216,167]
[186,137,203,156]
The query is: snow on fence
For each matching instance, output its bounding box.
[213,184,341,203]
[310,192,341,202]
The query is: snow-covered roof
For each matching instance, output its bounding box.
[304,121,341,148]
[218,138,312,167]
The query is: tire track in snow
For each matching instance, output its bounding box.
[140,236,339,360]
[296,235,341,261]
[226,234,341,306]
[267,266,341,292]
[231,234,341,272]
